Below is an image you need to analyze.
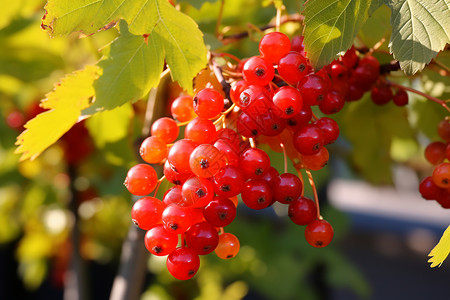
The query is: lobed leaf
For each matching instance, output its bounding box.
[385,0,450,75]
[15,65,100,161]
[429,225,450,267]
[303,0,383,70]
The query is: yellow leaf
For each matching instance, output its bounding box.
[428,225,450,268]
[15,65,100,161]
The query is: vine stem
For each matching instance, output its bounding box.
[278,137,288,174]
[305,169,322,220]
[388,81,450,113]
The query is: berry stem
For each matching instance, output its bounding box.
[249,138,256,148]
[214,52,241,63]
[211,59,232,100]
[278,137,288,174]
[305,169,322,220]
[219,227,224,235]
[213,103,236,126]
[311,111,319,122]
[387,81,450,113]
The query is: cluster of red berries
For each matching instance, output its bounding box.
[124,30,422,280]
[419,119,450,207]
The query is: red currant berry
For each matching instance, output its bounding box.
[273,173,303,204]
[288,197,317,225]
[242,56,275,86]
[167,139,198,173]
[124,164,158,196]
[213,165,245,197]
[432,163,450,189]
[185,221,219,255]
[241,179,273,210]
[131,196,164,230]
[185,117,217,144]
[145,225,178,256]
[140,136,167,164]
[425,141,446,165]
[393,89,409,106]
[163,160,192,185]
[166,247,200,280]
[371,84,392,105]
[319,91,345,115]
[272,86,303,118]
[419,176,446,200]
[297,74,329,106]
[239,148,271,179]
[300,147,329,171]
[203,197,237,227]
[438,119,450,142]
[304,219,334,248]
[171,95,196,122]
[189,144,226,178]
[278,51,309,85]
[259,32,291,64]
[151,117,179,143]
[181,176,215,208]
[314,117,339,145]
[215,233,240,259]
[293,124,325,155]
[193,88,225,118]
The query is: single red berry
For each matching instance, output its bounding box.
[151,117,179,143]
[432,163,450,189]
[140,136,167,164]
[371,84,393,105]
[131,196,164,230]
[162,205,203,234]
[167,139,198,173]
[163,160,192,185]
[300,147,329,171]
[314,117,340,145]
[182,176,215,208]
[213,165,245,198]
[124,164,158,196]
[215,233,240,259]
[288,197,317,225]
[162,185,183,206]
[241,179,273,210]
[273,173,303,204]
[392,89,409,106]
[319,91,345,115]
[193,88,225,118]
[259,32,291,64]
[278,51,309,85]
[239,148,271,179]
[419,176,446,200]
[203,197,237,227]
[145,225,178,256]
[272,86,303,118]
[293,124,325,155]
[304,219,334,248]
[287,105,312,131]
[230,80,250,104]
[329,61,349,81]
[425,141,446,165]
[166,247,200,280]
[185,221,219,255]
[189,144,227,178]
[185,117,217,144]
[171,95,196,122]
[438,119,450,142]
[242,56,275,86]
[297,74,329,106]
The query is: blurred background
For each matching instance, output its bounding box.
[1,1,449,300]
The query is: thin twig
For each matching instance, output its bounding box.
[305,169,322,220]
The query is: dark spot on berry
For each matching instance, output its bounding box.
[188,270,196,276]
[255,67,266,77]
[251,129,258,136]
[170,164,178,173]
[220,185,231,192]
[132,219,139,227]
[255,168,264,175]
[313,143,321,151]
[193,96,198,106]
[285,106,294,115]
[196,188,206,198]
[173,180,181,185]
[257,197,265,204]
[170,223,178,230]
[200,159,209,169]
[218,212,227,220]
[226,254,234,258]
[285,197,293,203]
[298,63,306,72]
[317,94,324,102]
[443,179,449,185]
[272,123,279,130]
[152,246,162,254]
[288,119,297,126]
[203,245,212,252]
[315,241,324,247]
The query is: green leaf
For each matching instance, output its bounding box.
[303,0,383,70]
[385,0,450,75]
[182,0,220,10]
[15,65,100,161]
[85,22,164,113]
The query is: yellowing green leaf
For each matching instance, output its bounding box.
[15,65,100,161]
[429,225,450,267]
[303,0,383,70]
[386,0,450,75]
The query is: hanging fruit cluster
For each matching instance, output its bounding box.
[124,31,415,280]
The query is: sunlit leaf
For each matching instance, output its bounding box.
[303,0,383,70]
[15,65,100,161]
[385,0,450,75]
[429,225,450,267]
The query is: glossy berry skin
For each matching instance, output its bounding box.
[124,164,158,196]
[171,95,196,122]
[288,197,317,225]
[163,160,192,185]
[287,105,312,131]
[145,225,178,256]
[213,165,245,197]
[215,233,240,259]
[242,56,275,86]
[351,64,378,90]
[193,88,225,118]
[329,61,349,81]
[185,117,217,145]
[278,51,309,85]
[301,147,329,171]
[182,176,215,208]
[151,117,179,143]
[438,119,450,142]
[203,197,237,227]
[348,83,365,101]
[185,222,219,255]
[314,117,340,145]
[259,32,291,64]
[131,196,164,230]
[230,80,250,104]
[273,173,303,204]
[162,205,203,234]
[241,179,273,210]
[272,86,303,119]
[393,89,409,106]
[371,84,392,105]
[238,84,272,111]
[140,136,167,164]
[290,35,305,56]
[167,139,198,173]
[432,163,450,189]
[162,185,183,206]
[255,110,286,136]
[419,176,446,200]
[319,91,345,115]
[239,148,271,179]
[166,247,200,280]
[214,139,239,166]
[293,124,325,155]
[424,141,446,165]
[340,46,359,69]
[304,219,334,248]
[189,144,226,178]
[260,166,280,187]
[237,112,260,138]
[297,74,329,106]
